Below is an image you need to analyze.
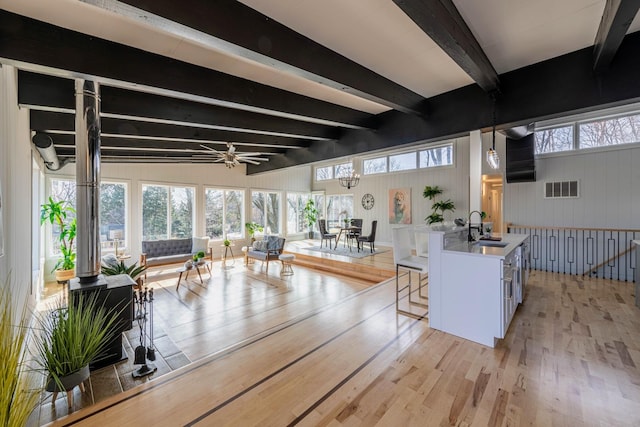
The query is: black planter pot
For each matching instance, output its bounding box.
[45,364,90,393]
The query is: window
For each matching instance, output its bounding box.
[419,144,453,168]
[286,192,311,234]
[389,152,416,171]
[49,178,128,252]
[579,113,640,148]
[142,184,194,240]
[535,126,573,154]
[205,188,244,239]
[251,191,281,234]
[326,194,354,228]
[334,162,353,178]
[315,166,333,181]
[363,157,387,175]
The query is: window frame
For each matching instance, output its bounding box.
[141,183,195,241]
[250,189,282,235]
[204,187,245,240]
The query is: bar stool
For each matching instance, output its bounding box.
[392,227,428,319]
[279,254,295,276]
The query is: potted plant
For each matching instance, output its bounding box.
[192,251,206,262]
[223,238,231,247]
[302,199,319,239]
[245,221,264,243]
[101,259,147,286]
[423,185,456,225]
[1,279,42,426]
[33,292,123,408]
[40,197,77,283]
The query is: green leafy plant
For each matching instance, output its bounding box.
[40,197,77,272]
[302,199,319,232]
[101,260,147,281]
[423,185,456,225]
[192,251,206,262]
[245,221,264,241]
[223,239,231,247]
[1,277,42,427]
[33,292,123,392]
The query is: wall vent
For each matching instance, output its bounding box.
[544,180,579,198]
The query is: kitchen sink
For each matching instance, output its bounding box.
[473,240,509,248]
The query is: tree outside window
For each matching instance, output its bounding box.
[251,191,281,234]
[142,184,193,240]
[205,188,244,239]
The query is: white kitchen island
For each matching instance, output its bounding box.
[428,227,530,347]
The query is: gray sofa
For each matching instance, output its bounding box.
[140,237,195,267]
[247,236,286,273]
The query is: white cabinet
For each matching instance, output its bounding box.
[429,230,530,347]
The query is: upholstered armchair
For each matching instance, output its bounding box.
[246,235,286,273]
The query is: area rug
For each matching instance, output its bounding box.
[303,245,388,259]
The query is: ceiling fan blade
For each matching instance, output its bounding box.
[199,144,221,153]
[238,157,269,161]
[242,159,260,165]
[235,152,264,157]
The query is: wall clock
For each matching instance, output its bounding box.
[361,193,375,210]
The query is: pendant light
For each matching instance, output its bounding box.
[486,95,500,169]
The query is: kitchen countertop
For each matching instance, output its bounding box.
[443,233,529,258]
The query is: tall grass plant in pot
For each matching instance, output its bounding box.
[0,278,42,427]
[33,291,123,405]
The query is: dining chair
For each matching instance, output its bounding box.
[357,220,377,253]
[346,218,363,249]
[318,219,337,249]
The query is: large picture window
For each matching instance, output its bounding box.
[286,192,311,235]
[142,184,194,241]
[205,188,244,239]
[251,191,281,235]
[326,194,354,229]
[49,178,128,252]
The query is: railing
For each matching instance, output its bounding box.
[507,224,638,282]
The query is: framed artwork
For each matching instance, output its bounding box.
[388,188,411,224]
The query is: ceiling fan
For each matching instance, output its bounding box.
[197,143,269,168]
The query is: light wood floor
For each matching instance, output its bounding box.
[43,246,640,426]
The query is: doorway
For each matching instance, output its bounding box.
[481,174,503,234]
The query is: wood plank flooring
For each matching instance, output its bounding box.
[41,247,640,426]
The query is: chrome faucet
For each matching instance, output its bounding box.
[468,210,484,242]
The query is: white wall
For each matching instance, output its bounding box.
[0,65,36,307]
[312,137,471,245]
[505,144,640,229]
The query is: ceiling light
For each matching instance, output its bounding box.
[338,170,360,189]
[486,95,500,170]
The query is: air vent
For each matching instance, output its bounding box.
[544,180,579,198]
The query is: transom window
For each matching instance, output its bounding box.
[419,144,454,168]
[363,157,387,175]
[389,152,416,172]
[315,166,333,181]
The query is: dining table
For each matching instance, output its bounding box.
[335,226,362,251]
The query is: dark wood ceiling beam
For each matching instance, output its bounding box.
[0,10,371,128]
[19,71,338,140]
[117,0,425,115]
[593,0,640,72]
[393,0,500,93]
[250,30,640,173]
[45,133,288,154]
[30,110,308,148]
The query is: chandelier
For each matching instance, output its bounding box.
[338,170,360,189]
[486,95,500,170]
